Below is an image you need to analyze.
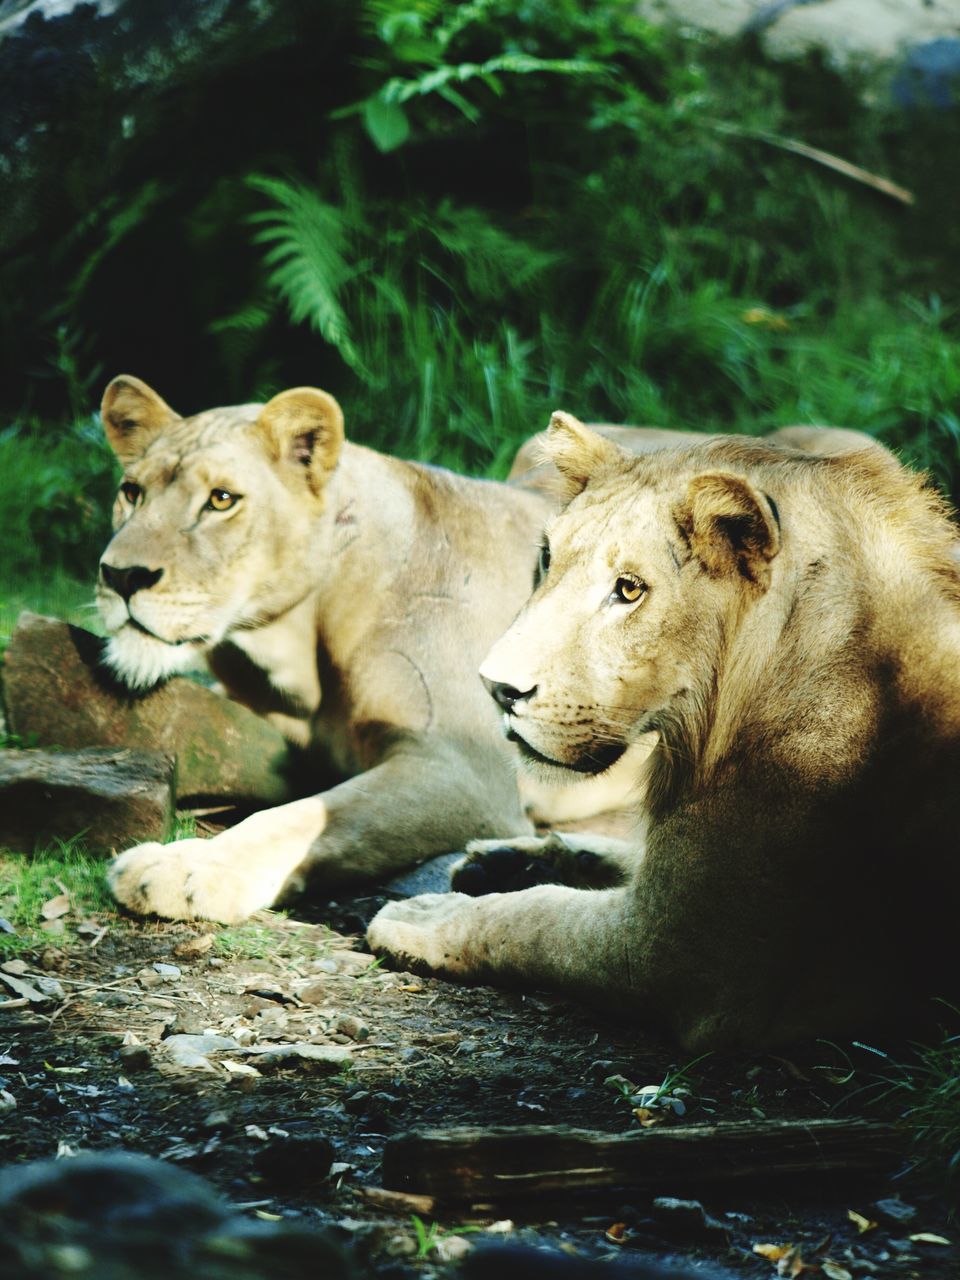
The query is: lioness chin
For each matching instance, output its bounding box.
[368,413,960,1050]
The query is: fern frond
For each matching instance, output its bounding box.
[420,200,560,301]
[247,175,366,373]
[381,52,609,110]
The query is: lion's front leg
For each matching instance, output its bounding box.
[108,796,328,923]
[367,883,638,1007]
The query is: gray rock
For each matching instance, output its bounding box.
[637,0,960,70]
[386,853,464,897]
[2,613,293,803]
[874,1197,917,1225]
[161,1032,239,1070]
[0,0,306,256]
[651,1196,728,1241]
[244,1042,353,1073]
[0,746,174,854]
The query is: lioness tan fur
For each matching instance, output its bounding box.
[99,377,654,922]
[368,414,960,1049]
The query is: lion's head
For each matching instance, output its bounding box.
[96,375,344,690]
[480,412,785,781]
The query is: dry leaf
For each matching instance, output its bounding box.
[908,1233,950,1246]
[777,1246,809,1278]
[753,1243,791,1262]
[821,1261,852,1280]
[41,893,71,921]
[847,1210,877,1234]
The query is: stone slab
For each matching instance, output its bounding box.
[0,747,175,854]
[1,613,293,804]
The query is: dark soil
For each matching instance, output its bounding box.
[2,887,957,1279]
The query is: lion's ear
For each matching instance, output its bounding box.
[541,411,624,500]
[675,472,780,588]
[101,376,180,462]
[255,387,345,494]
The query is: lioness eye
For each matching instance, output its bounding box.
[206,489,239,512]
[613,576,646,604]
[120,481,142,506]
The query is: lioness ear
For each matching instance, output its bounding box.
[541,411,624,500]
[675,472,780,588]
[255,387,345,494]
[101,376,180,462]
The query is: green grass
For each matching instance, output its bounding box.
[856,1016,960,1184]
[0,840,113,958]
[409,1214,480,1260]
[213,924,283,959]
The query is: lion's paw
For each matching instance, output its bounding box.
[367,893,476,975]
[108,838,279,924]
[454,833,577,895]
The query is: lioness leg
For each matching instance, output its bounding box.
[109,744,530,924]
[452,832,636,895]
[367,884,639,1009]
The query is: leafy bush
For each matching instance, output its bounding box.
[4,0,960,583]
[0,416,116,585]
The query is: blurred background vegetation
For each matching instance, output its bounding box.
[2,0,959,624]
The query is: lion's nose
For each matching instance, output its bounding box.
[482,675,537,712]
[100,563,163,602]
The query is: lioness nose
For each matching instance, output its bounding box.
[482,675,537,712]
[100,563,163,601]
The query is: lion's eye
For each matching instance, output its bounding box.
[120,481,142,506]
[613,576,646,604]
[537,537,552,586]
[206,489,239,512]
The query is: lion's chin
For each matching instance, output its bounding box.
[507,727,626,778]
[103,626,206,692]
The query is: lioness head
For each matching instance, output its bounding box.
[480,412,780,778]
[97,375,344,690]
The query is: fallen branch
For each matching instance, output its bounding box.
[706,119,915,206]
[383,1119,902,1205]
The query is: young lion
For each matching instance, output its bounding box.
[368,414,960,1049]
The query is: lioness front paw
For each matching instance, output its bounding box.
[367,893,477,976]
[108,838,279,924]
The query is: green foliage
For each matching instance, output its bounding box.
[850,1018,960,1183]
[0,843,113,959]
[409,1213,480,1259]
[5,0,960,584]
[0,416,116,587]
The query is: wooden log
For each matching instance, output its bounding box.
[382,1119,902,1204]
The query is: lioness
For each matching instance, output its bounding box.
[100,377,659,922]
[368,414,960,1049]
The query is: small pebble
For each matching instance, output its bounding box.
[118,1043,151,1072]
[335,1014,370,1041]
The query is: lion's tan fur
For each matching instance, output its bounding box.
[369,417,960,1049]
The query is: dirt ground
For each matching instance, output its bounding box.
[2,874,958,1280]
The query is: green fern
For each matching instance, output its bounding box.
[246,176,366,374]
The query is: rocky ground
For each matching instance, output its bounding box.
[1,873,958,1280]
